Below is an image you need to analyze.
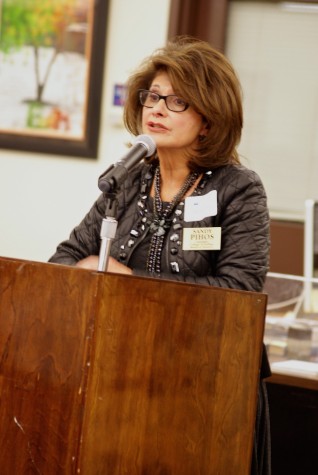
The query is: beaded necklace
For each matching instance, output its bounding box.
[146,166,199,273]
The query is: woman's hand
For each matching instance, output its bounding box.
[75,255,132,275]
[107,256,133,275]
[75,255,99,270]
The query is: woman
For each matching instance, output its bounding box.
[49,36,271,474]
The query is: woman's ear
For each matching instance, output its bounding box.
[199,118,209,138]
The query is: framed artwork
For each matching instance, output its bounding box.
[0,0,109,158]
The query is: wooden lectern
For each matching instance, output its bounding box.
[0,257,267,474]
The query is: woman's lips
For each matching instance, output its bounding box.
[147,121,168,131]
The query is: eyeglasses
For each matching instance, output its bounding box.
[139,89,189,112]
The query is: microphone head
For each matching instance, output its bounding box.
[134,134,156,157]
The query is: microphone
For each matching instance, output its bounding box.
[98,134,156,193]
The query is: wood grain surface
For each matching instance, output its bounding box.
[0,257,267,474]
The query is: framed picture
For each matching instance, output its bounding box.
[0,0,109,158]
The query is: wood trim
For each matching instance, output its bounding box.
[168,0,228,52]
[267,373,318,391]
[269,220,304,276]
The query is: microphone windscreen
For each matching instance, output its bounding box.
[134,134,156,157]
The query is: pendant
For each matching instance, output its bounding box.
[149,217,170,236]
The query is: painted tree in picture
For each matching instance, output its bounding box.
[0,0,89,132]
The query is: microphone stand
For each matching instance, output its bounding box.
[98,191,118,272]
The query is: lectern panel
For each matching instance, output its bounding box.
[0,258,98,474]
[0,257,267,475]
[79,275,266,475]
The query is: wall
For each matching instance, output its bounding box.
[2,0,317,266]
[226,1,318,219]
[0,0,171,262]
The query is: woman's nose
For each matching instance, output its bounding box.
[152,98,167,114]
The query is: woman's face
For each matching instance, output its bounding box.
[141,72,206,155]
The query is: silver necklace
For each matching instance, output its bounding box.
[146,166,199,273]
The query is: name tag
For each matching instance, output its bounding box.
[182,227,221,251]
[184,190,217,222]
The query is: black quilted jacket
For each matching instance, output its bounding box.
[49,162,270,293]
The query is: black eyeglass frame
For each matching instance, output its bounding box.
[138,89,189,113]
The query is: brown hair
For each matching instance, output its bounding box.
[123,36,243,169]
